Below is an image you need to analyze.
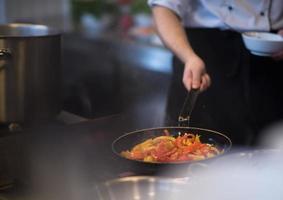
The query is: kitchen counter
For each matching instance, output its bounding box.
[63,32,172,73]
[0,113,180,200]
[61,31,173,126]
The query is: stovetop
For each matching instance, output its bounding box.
[0,112,170,200]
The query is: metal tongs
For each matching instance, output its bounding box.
[178,88,200,127]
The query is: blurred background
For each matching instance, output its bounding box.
[1,2,283,200]
[0,0,172,127]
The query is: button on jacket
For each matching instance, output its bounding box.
[148,0,283,32]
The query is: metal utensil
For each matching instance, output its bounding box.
[178,88,200,127]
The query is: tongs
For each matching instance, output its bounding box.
[178,88,200,127]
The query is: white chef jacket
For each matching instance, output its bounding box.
[148,0,283,32]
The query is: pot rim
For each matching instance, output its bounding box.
[98,175,187,186]
[0,23,61,38]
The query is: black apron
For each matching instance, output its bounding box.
[165,28,283,146]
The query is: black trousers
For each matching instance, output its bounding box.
[165,28,283,146]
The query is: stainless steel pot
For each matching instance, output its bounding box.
[96,176,188,200]
[0,23,61,124]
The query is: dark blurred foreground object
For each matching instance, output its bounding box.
[0,23,61,126]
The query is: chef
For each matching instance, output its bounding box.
[148,0,283,146]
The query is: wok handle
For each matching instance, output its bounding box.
[178,88,200,127]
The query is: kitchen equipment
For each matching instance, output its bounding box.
[96,176,187,200]
[0,23,61,125]
[112,126,231,175]
[242,31,283,56]
[112,89,232,175]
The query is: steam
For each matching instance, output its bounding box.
[175,149,283,200]
[258,120,283,149]
[173,121,283,200]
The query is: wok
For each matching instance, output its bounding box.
[112,89,232,175]
[112,127,232,175]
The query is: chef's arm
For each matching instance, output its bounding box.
[151,6,211,91]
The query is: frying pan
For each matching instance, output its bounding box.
[112,89,232,175]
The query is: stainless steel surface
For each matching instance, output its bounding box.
[96,176,187,200]
[0,23,61,123]
[61,33,172,122]
[178,88,200,127]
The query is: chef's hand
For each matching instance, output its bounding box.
[272,29,283,61]
[183,54,211,92]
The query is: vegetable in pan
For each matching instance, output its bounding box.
[121,130,222,163]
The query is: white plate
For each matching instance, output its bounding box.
[242,31,283,56]
[244,32,283,41]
